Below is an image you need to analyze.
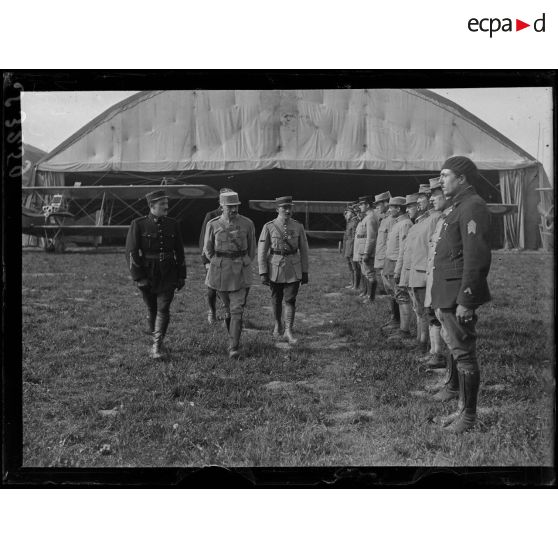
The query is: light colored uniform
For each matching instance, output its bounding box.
[384,213,412,303]
[204,214,256,316]
[375,212,395,292]
[258,217,309,283]
[353,217,366,263]
[359,210,380,280]
[424,208,449,309]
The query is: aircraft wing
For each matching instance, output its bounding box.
[486,204,518,215]
[22,225,129,237]
[22,184,219,200]
[249,200,348,214]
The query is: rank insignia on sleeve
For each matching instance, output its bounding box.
[467,220,477,235]
[464,287,472,295]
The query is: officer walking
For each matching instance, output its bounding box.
[431,156,492,433]
[258,196,309,344]
[203,190,256,358]
[125,190,186,360]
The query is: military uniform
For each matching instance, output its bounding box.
[204,191,256,357]
[359,208,380,302]
[125,191,186,359]
[383,201,412,336]
[342,211,359,289]
[258,203,309,343]
[199,207,222,323]
[431,157,492,433]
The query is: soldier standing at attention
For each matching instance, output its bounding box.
[125,190,186,360]
[382,196,412,339]
[431,156,492,433]
[204,190,256,358]
[341,204,359,290]
[355,195,379,304]
[258,196,309,344]
[389,193,421,345]
[373,191,392,297]
[352,203,365,297]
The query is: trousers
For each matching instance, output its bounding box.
[141,288,175,320]
[218,288,249,318]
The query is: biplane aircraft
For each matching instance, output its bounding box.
[249,200,519,241]
[22,184,219,252]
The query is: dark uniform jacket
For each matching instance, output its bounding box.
[431,186,491,310]
[125,213,187,294]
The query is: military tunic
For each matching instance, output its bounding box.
[374,213,395,269]
[384,213,412,273]
[352,217,366,262]
[424,208,449,309]
[431,186,491,310]
[199,208,221,264]
[204,215,256,291]
[342,216,358,259]
[258,217,309,283]
[408,210,442,288]
[125,213,186,294]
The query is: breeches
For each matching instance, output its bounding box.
[434,308,479,373]
[218,288,249,318]
[270,281,300,306]
[141,289,175,317]
[360,260,376,281]
[379,268,391,293]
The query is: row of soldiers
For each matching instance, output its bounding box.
[340,156,492,433]
[126,156,492,434]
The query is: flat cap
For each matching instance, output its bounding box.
[405,193,419,205]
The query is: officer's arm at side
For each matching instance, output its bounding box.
[174,223,187,280]
[125,220,147,282]
[257,224,270,275]
[299,224,309,273]
[203,221,216,260]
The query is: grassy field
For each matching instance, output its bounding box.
[21,246,554,467]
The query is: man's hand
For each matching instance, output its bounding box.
[260,273,270,286]
[301,272,309,285]
[136,278,151,290]
[456,304,474,325]
[394,275,400,284]
[176,279,185,291]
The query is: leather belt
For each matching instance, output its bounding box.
[271,249,298,256]
[144,252,174,261]
[215,250,247,258]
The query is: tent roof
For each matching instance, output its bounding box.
[36,89,537,174]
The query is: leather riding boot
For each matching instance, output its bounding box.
[284,303,298,344]
[354,265,362,291]
[228,317,242,358]
[150,313,169,360]
[146,311,156,335]
[359,277,368,297]
[432,354,459,401]
[206,291,217,324]
[399,303,411,333]
[434,371,464,427]
[272,300,284,337]
[446,368,479,433]
[224,312,231,332]
[368,279,377,302]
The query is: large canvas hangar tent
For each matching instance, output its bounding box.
[32,89,551,249]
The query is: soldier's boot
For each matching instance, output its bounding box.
[432,354,459,401]
[434,371,464,427]
[206,290,217,324]
[223,312,231,333]
[283,304,298,344]
[145,311,156,335]
[345,263,354,289]
[228,317,242,358]
[387,304,413,342]
[354,266,362,291]
[445,369,479,433]
[382,300,401,331]
[150,314,169,360]
[420,324,442,362]
[363,278,377,304]
[272,301,284,338]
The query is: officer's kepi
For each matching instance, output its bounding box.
[145,190,169,204]
[275,196,294,207]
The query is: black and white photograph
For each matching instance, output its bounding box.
[5,73,555,477]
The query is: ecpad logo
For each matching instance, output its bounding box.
[468,13,546,37]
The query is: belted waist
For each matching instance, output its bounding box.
[271,249,298,256]
[215,250,247,258]
[356,234,366,238]
[144,252,174,261]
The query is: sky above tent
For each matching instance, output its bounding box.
[21,88,553,180]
